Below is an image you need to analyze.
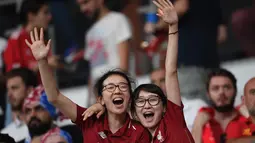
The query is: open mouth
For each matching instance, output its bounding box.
[143,111,154,119]
[112,97,124,105]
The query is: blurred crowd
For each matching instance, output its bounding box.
[0,0,254,143]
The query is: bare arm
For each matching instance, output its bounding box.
[165,24,181,105]
[153,0,181,106]
[25,28,77,122]
[38,60,77,121]
[118,40,130,71]
[191,112,210,143]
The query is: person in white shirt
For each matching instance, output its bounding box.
[1,68,38,143]
[150,68,207,131]
[76,0,132,106]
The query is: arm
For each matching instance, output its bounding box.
[191,111,210,143]
[153,0,181,105]
[25,28,77,122]
[118,40,130,71]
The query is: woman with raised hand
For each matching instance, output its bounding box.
[82,0,195,142]
[25,28,151,142]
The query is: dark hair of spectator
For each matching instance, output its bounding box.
[0,133,16,143]
[206,68,237,92]
[19,0,49,25]
[130,84,167,119]
[5,68,38,88]
[94,69,135,97]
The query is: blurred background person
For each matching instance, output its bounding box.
[76,0,132,106]
[1,68,37,143]
[23,85,72,143]
[3,0,62,83]
[192,69,245,143]
[226,77,255,143]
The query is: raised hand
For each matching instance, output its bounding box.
[25,27,51,61]
[153,0,178,25]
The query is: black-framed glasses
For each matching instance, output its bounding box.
[103,82,129,92]
[135,96,160,107]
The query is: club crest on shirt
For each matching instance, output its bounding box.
[243,128,252,136]
[98,131,107,139]
[157,130,164,142]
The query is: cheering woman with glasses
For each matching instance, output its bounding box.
[83,0,195,142]
[25,20,151,143]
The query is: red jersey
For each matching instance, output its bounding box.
[226,117,255,139]
[75,105,151,143]
[199,107,246,143]
[152,100,194,143]
[3,27,37,72]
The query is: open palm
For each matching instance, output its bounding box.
[25,28,51,61]
[153,0,178,25]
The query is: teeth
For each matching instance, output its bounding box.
[113,97,123,101]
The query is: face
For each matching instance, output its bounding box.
[24,104,52,137]
[44,134,67,143]
[135,90,164,130]
[76,0,102,18]
[99,74,131,115]
[150,69,166,94]
[31,5,52,29]
[208,76,236,112]
[244,79,255,116]
[7,77,31,111]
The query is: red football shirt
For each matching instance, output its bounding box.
[226,117,255,139]
[152,100,194,143]
[199,107,246,143]
[3,27,52,83]
[75,105,151,143]
[3,27,37,72]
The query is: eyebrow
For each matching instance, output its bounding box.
[249,89,255,93]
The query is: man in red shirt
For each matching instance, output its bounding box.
[226,77,255,143]
[3,0,60,75]
[192,69,246,143]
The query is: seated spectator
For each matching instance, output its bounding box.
[1,68,37,143]
[226,77,255,143]
[192,69,246,143]
[23,85,72,143]
[3,0,61,82]
[150,68,207,131]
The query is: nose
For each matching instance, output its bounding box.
[30,109,37,117]
[114,85,121,94]
[144,100,152,109]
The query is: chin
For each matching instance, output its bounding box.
[112,108,127,115]
[141,120,157,129]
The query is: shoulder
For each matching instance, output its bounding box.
[199,107,214,115]
[9,27,23,40]
[109,12,128,21]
